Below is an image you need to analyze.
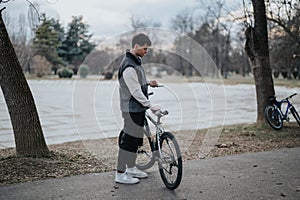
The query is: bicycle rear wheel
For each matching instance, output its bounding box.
[265,105,283,130]
[136,135,155,170]
[158,132,182,190]
[290,106,300,126]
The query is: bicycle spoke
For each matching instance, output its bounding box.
[161,150,177,166]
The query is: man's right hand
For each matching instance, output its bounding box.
[150,105,161,114]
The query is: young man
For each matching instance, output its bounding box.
[115,33,159,184]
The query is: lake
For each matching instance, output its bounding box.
[1,79,299,148]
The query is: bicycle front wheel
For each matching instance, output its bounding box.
[158,132,182,190]
[136,135,155,170]
[265,105,283,130]
[290,106,300,126]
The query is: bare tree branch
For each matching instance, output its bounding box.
[25,0,41,21]
[0,7,5,14]
[1,0,12,3]
[0,0,9,14]
[266,16,300,45]
[0,0,40,21]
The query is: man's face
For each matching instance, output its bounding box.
[134,44,149,57]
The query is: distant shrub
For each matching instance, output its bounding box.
[104,71,114,79]
[57,67,73,78]
[79,65,89,78]
[32,55,52,77]
[281,70,288,78]
[273,71,279,78]
[292,70,298,79]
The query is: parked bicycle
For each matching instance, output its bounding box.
[136,90,182,190]
[264,93,300,130]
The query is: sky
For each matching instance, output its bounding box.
[3,0,242,39]
[4,0,198,38]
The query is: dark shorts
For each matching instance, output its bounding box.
[122,111,145,138]
[119,111,145,152]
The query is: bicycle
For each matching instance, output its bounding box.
[135,91,182,190]
[264,93,300,130]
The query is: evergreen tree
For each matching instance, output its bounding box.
[58,16,95,74]
[33,13,63,74]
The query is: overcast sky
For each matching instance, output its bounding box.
[3,0,242,39]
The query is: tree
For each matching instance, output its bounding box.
[266,0,300,46]
[58,16,95,74]
[266,1,300,79]
[33,14,63,74]
[0,6,49,156]
[171,10,196,76]
[244,0,275,122]
[269,29,299,79]
[130,16,161,30]
[194,0,234,78]
[171,9,195,34]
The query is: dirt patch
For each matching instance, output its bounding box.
[1,122,299,186]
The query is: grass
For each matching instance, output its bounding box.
[0,122,299,185]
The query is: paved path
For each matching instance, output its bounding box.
[1,148,300,200]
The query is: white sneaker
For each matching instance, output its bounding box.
[115,172,140,184]
[126,167,148,179]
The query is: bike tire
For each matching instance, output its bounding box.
[158,132,182,190]
[264,105,283,130]
[136,136,156,170]
[290,106,300,126]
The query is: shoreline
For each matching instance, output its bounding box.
[25,74,300,88]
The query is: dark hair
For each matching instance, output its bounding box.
[131,33,152,48]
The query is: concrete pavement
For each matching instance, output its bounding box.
[1,148,300,200]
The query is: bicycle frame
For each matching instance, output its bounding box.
[272,96,293,121]
[144,111,166,162]
[137,104,182,189]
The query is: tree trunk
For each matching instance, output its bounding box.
[250,0,275,123]
[0,9,49,157]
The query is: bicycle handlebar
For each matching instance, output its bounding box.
[284,93,297,100]
[147,83,164,87]
[270,93,297,103]
[289,93,297,98]
[148,84,163,96]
